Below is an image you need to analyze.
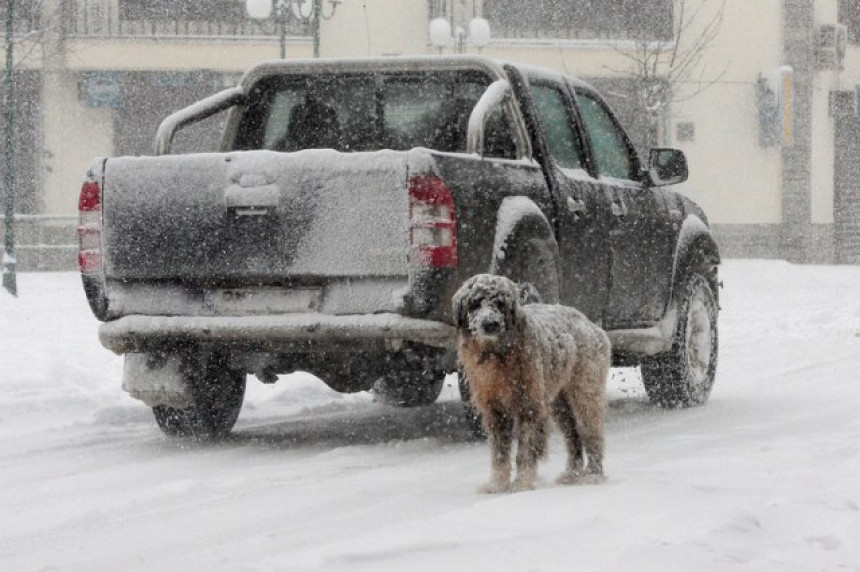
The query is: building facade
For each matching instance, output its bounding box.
[2,0,859,269]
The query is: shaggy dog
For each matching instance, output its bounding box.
[453,274,611,493]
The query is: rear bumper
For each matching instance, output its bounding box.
[98,313,456,355]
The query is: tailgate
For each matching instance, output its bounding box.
[102,150,410,282]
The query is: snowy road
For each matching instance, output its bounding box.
[2,260,859,571]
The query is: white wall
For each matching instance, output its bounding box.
[64,38,302,71]
[845,46,860,85]
[41,71,113,215]
[673,84,783,224]
[669,0,784,224]
[320,0,429,57]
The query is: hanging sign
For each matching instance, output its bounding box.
[82,72,124,108]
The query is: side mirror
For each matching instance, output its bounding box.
[648,148,688,187]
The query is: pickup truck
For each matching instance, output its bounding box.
[79,56,720,438]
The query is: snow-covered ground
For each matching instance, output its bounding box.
[1,260,859,571]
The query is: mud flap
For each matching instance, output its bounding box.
[122,353,193,409]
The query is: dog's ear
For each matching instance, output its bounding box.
[517,282,543,305]
[504,279,523,329]
[452,276,477,329]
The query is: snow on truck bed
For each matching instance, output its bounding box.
[1,260,860,571]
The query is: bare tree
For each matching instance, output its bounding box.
[2,1,61,66]
[611,0,727,147]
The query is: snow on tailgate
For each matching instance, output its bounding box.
[102,149,411,281]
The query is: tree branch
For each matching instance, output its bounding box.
[609,0,727,145]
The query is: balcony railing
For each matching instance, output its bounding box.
[3,215,78,272]
[63,0,310,39]
[0,1,42,34]
[483,0,674,42]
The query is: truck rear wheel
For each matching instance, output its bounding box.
[153,351,246,438]
[372,368,445,407]
[640,272,718,408]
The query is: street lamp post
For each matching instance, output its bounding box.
[276,0,288,59]
[3,0,17,296]
[246,0,343,59]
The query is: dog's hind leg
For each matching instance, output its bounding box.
[552,394,586,484]
[512,409,547,492]
[480,409,515,494]
[571,387,606,482]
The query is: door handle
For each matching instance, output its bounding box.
[611,200,628,219]
[567,196,587,219]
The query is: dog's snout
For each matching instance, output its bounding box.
[481,318,501,336]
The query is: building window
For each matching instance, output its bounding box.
[483,0,673,41]
[839,0,860,44]
[428,0,447,19]
[0,0,42,33]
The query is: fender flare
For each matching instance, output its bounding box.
[669,215,721,304]
[489,196,560,302]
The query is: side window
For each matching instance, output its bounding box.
[263,90,303,150]
[530,84,583,170]
[575,92,636,181]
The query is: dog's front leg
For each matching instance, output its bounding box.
[480,410,514,494]
[512,410,547,492]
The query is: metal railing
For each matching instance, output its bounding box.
[4,214,77,271]
[483,0,674,42]
[63,0,310,39]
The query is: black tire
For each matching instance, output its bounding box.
[153,350,246,439]
[458,367,486,439]
[372,368,445,408]
[641,272,718,408]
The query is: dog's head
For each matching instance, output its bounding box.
[452,274,522,340]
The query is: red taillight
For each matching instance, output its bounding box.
[408,175,458,268]
[77,250,102,273]
[78,180,102,274]
[79,181,101,211]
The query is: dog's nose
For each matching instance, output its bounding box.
[482,320,501,335]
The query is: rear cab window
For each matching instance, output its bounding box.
[232,71,518,158]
